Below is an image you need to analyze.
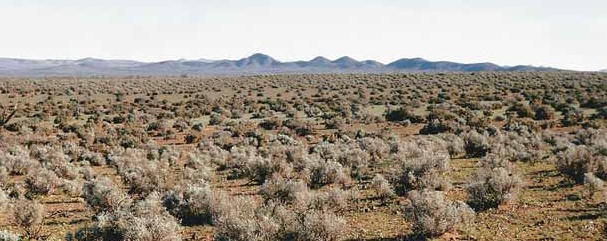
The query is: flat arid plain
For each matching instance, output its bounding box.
[1,72,607,240]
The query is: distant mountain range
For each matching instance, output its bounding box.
[0,53,562,77]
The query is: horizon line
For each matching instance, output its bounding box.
[0,53,571,70]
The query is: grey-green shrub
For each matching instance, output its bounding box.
[556,145,607,183]
[391,150,451,195]
[405,190,474,238]
[307,159,352,189]
[293,208,346,241]
[464,131,491,158]
[0,166,7,188]
[111,148,172,195]
[0,189,8,212]
[0,230,21,241]
[81,177,131,213]
[24,168,59,196]
[212,189,347,241]
[70,193,181,241]
[10,198,45,240]
[371,174,394,200]
[466,167,523,211]
[0,145,38,175]
[163,184,215,225]
[212,195,270,241]
[584,172,607,200]
[259,174,309,205]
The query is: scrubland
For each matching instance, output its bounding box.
[0,72,607,240]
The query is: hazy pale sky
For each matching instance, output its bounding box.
[1,0,605,71]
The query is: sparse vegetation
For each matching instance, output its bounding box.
[0,72,607,240]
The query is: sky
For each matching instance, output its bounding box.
[0,0,606,71]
